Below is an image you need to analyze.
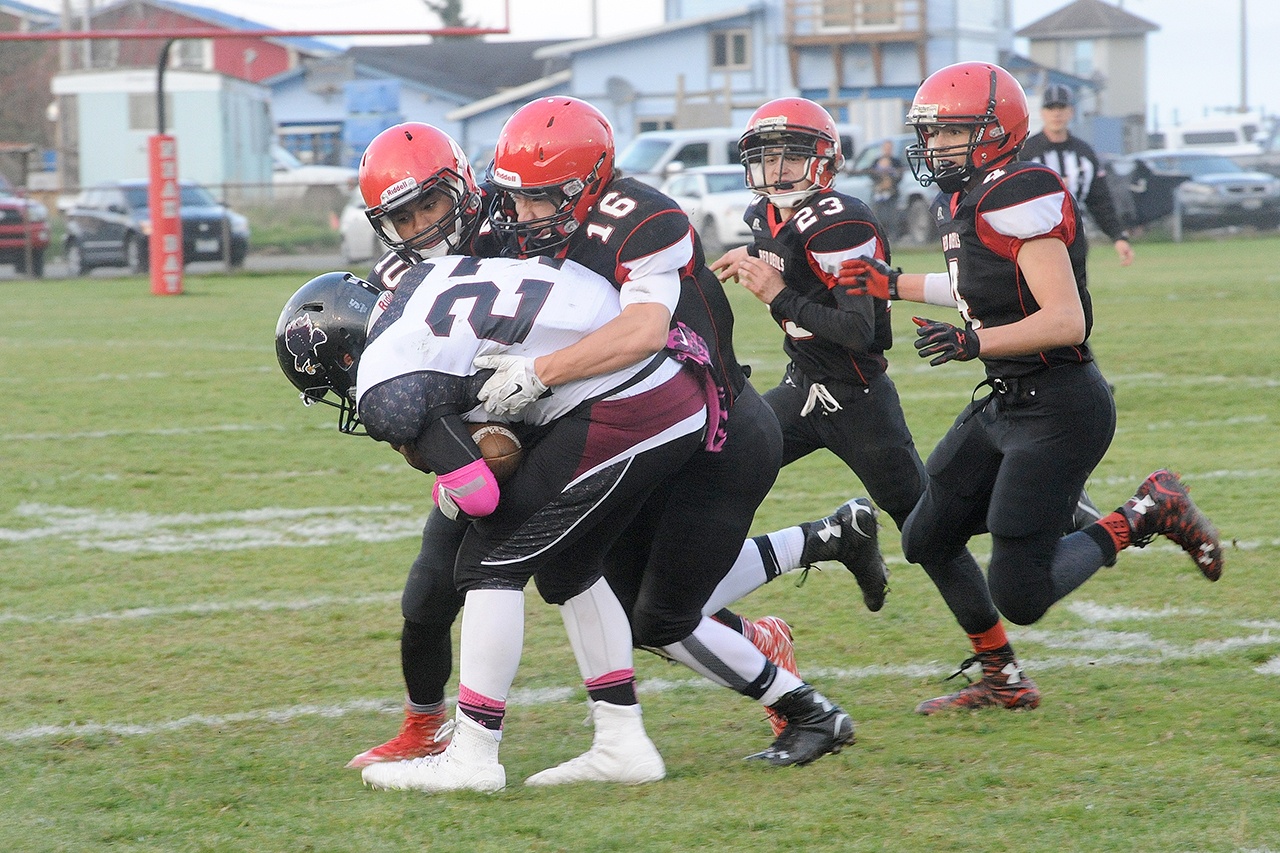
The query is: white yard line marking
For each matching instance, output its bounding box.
[6,628,1277,744]
[0,503,425,553]
[0,593,399,625]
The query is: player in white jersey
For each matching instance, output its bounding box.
[278,256,709,792]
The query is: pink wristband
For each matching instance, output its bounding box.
[434,457,501,517]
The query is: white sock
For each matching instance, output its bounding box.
[458,588,524,704]
[558,576,635,681]
[702,527,806,614]
[661,616,771,690]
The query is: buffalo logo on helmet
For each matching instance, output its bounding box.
[284,314,328,376]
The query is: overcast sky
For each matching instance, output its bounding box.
[30,0,1279,129]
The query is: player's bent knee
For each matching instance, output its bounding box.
[631,611,700,648]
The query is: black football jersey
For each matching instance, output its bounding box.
[744,188,892,386]
[561,176,748,400]
[938,162,1094,378]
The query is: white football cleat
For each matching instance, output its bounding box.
[361,712,505,793]
[525,701,665,786]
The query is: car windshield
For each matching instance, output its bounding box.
[704,171,747,194]
[617,139,673,173]
[122,184,219,209]
[1146,155,1243,176]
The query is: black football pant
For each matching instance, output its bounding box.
[903,361,1116,627]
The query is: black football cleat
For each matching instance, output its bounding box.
[745,685,855,767]
[800,498,890,611]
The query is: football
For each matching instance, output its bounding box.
[467,423,523,483]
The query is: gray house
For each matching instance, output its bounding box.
[1016,0,1159,154]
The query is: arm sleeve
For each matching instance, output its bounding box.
[766,219,881,352]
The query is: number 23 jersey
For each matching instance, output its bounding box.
[745,188,893,386]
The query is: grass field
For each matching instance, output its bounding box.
[2,237,1278,852]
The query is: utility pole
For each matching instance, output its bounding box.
[1239,0,1248,112]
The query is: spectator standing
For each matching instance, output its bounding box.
[1021,84,1135,267]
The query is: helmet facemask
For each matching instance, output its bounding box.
[740,129,836,209]
[487,153,604,257]
[365,170,479,259]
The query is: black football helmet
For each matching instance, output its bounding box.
[275,271,387,434]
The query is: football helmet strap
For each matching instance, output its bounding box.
[358,122,482,259]
[275,271,387,434]
[739,97,845,209]
[904,62,1029,194]
[486,97,615,257]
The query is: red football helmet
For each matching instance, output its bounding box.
[486,97,615,256]
[358,123,482,258]
[738,97,845,208]
[904,62,1029,193]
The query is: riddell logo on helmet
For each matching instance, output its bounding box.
[908,103,939,122]
[492,167,523,187]
[752,115,788,132]
[381,178,417,205]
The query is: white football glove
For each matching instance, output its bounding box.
[474,354,548,417]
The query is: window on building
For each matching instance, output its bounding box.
[1072,40,1094,77]
[861,0,897,26]
[170,39,212,71]
[711,29,750,70]
[638,118,675,133]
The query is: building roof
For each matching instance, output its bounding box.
[1016,0,1159,39]
[533,3,763,59]
[91,0,343,55]
[445,69,573,121]
[348,40,566,102]
[0,0,57,27]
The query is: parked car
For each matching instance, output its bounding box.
[841,133,936,246]
[272,145,357,207]
[337,185,380,265]
[659,165,755,257]
[1106,149,1280,231]
[63,180,251,274]
[0,181,50,278]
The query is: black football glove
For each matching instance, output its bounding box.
[912,317,980,366]
[837,257,900,300]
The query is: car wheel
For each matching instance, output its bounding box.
[699,216,724,259]
[125,234,148,274]
[30,249,45,279]
[67,241,89,276]
[904,197,933,246]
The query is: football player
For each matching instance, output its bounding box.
[839,61,1223,714]
[336,119,864,780]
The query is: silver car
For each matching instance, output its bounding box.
[660,165,756,258]
[1108,149,1280,231]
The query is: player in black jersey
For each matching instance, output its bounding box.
[710,96,931,603]
[478,97,857,773]
[839,62,1223,714]
[344,118,860,778]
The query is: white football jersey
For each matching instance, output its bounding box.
[355,255,680,425]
